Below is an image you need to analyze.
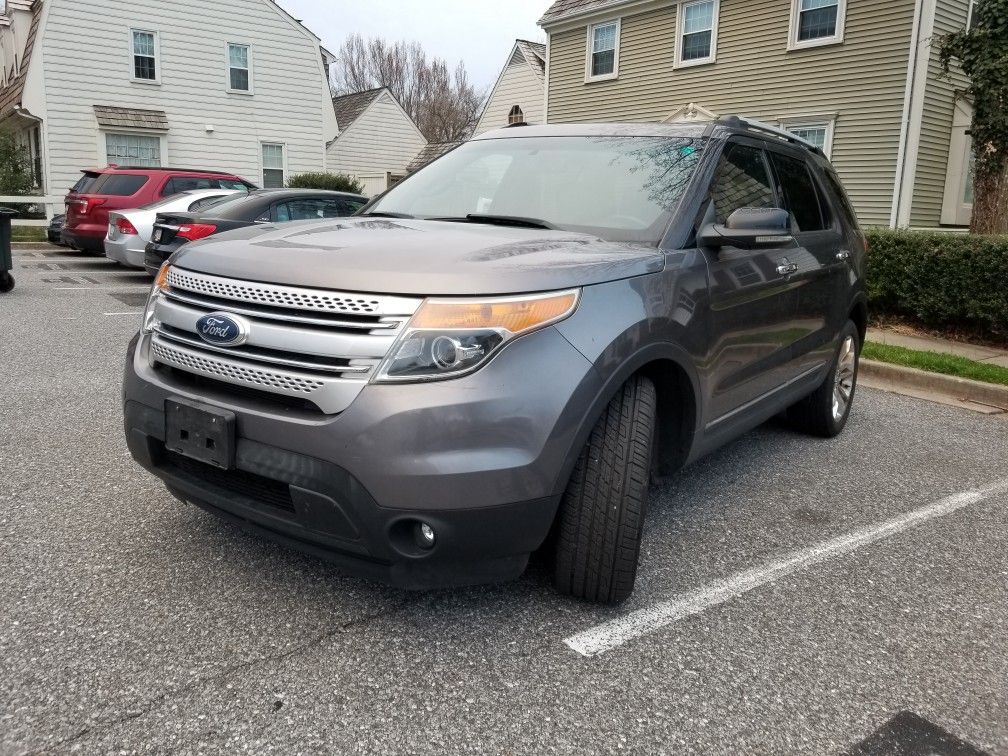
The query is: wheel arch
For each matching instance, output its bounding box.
[848,294,868,345]
[551,343,702,496]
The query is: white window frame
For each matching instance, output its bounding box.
[102,131,165,168]
[674,0,720,69]
[787,0,846,51]
[777,115,836,158]
[584,19,621,82]
[966,0,976,30]
[261,142,286,189]
[129,28,160,84]
[226,41,253,95]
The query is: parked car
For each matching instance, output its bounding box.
[124,118,867,604]
[63,166,256,254]
[46,214,66,245]
[143,189,369,274]
[105,189,247,269]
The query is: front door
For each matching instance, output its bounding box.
[699,140,804,425]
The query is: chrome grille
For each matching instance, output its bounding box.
[149,267,422,413]
[166,268,417,316]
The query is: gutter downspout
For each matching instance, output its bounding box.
[890,0,937,228]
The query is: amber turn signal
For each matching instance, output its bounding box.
[410,291,579,335]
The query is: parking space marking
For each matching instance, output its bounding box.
[564,477,1008,657]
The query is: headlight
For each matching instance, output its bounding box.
[142,263,171,334]
[374,289,580,382]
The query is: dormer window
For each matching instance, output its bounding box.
[508,105,524,125]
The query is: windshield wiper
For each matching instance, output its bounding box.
[431,214,556,230]
[359,211,414,219]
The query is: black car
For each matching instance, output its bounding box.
[47,214,67,245]
[143,189,368,274]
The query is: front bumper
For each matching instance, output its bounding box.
[123,326,601,588]
[105,235,146,269]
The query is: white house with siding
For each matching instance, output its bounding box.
[473,40,546,136]
[326,87,427,197]
[0,0,337,200]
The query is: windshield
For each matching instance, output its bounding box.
[367,135,703,242]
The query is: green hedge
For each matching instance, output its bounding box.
[865,228,1008,339]
[286,172,364,194]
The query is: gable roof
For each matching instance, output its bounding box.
[515,39,546,83]
[0,0,42,120]
[406,141,461,173]
[332,88,384,131]
[538,0,625,25]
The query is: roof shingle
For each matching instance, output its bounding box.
[93,105,169,130]
[538,0,623,25]
[332,88,384,131]
[0,0,42,120]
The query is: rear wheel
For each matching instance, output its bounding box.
[553,375,656,604]
[787,320,860,437]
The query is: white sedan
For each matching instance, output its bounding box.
[104,189,246,269]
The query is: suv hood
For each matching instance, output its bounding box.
[170,218,664,295]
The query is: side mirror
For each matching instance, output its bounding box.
[697,207,793,250]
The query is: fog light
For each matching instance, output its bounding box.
[415,522,436,549]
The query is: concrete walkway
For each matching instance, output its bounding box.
[867,327,1008,369]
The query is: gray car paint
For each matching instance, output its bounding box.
[171,219,665,296]
[123,121,865,589]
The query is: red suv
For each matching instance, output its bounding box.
[63,166,257,253]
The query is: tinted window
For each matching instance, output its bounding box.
[339,198,367,215]
[201,195,271,221]
[163,177,217,196]
[188,195,229,212]
[822,168,858,229]
[71,173,100,193]
[369,136,704,243]
[709,144,775,224]
[770,153,826,232]
[91,174,149,196]
[274,199,348,222]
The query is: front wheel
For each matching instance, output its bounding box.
[553,374,656,604]
[787,320,860,437]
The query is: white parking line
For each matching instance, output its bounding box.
[104,312,141,316]
[564,478,1008,657]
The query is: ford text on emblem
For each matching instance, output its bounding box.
[195,313,250,347]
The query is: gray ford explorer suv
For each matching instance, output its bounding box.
[123,118,867,604]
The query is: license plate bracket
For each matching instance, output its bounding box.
[165,398,235,469]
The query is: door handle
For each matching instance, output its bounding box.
[776,261,798,276]
[836,250,851,261]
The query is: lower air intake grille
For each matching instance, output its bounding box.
[164,451,295,513]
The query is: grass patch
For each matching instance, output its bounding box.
[11,226,46,242]
[863,341,1008,387]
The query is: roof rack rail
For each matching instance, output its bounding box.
[107,165,240,175]
[717,115,821,153]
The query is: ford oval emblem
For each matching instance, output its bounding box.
[195,312,249,347]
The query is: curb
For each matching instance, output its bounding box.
[860,359,1008,412]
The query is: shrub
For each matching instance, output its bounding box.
[286,171,364,194]
[865,228,1008,339]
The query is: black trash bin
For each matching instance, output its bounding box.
[0,206,15,293]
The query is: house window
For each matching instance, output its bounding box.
[105,133,161,167]
[508,105,524,125]
[676,1,719,67]
[228,43,251,92]
[789,0,846,49]
[262,143,285,188]
[780,119,834,157]
[586,20,619,80]
[131,29,158,82]
[29,125,43,191]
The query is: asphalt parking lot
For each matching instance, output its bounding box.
[2,244,1007,755]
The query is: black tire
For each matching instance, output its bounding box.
[0,271,13,293]
[553,374,656,604]
[787,320,860,438]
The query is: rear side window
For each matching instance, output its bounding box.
[71,173,100,193]
[822,169,859,229]
[709,144,776,224]
[91,174,149,196]
[163,176,216,196]
[769,153,826,232]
